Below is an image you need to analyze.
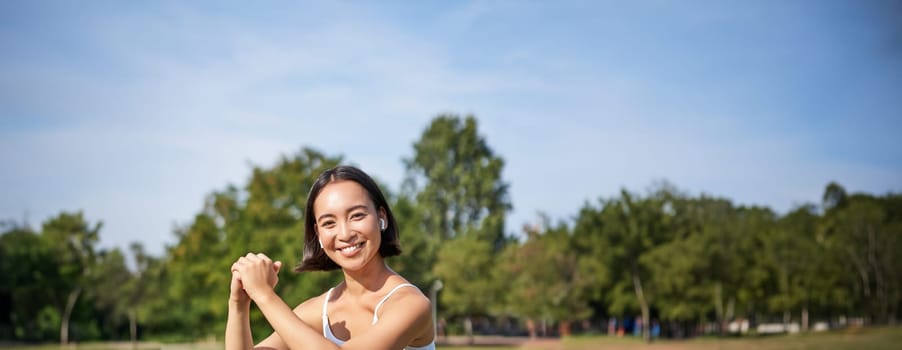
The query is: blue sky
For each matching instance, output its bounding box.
[2,1,900,256]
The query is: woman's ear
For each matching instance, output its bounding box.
[379,207,388,227]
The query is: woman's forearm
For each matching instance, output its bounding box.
[225,301,255,350]
[254,291,339,350]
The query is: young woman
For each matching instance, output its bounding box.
[226,166,435,350]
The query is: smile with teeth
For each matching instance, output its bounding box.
[337,242,365,254]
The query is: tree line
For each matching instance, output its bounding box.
[1,115,899,343]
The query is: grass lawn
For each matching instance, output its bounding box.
[2,326,899,350]
[446,326,902,350]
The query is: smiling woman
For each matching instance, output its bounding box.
[226,166,435,350]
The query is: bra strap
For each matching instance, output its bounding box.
[322,287,335,325]
[372,283,417,324]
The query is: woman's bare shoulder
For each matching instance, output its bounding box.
[292,290,331,324]
[380,282,432,316]
[374,282,433,345]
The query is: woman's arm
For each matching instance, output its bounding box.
[225,269,255,350]
[236,253,432,350]
[253,298,322,350]
[234,253,341,350]
[254,291,340,350]
[254,288,431,350]
[229,254,302,350]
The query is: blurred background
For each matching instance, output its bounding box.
[1,0,900,347]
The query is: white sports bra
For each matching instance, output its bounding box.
[322,283,436,350]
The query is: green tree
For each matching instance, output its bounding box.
[574,189,672,342]
[388,194,437,288]
[125,242,158,344]
[403,115,512,332]
[0,224,62,340]
[498,216,590,338]
[40,211,101,344]
[84,243,159,343]
[763,206,810,328]
[675,196,747,335]
[432,233,496,338]
[731,206,780,326]
[88,248,133,339]
[642,224,710,324]
[130,242,169,340]
[821,184,901,324]
[403,115,510,244]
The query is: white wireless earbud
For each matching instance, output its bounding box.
[318,240,324,249]
[380,218,386,231]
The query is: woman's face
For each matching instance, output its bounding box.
[313,180,384,271]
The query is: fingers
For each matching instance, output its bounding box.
[233,253,279,271]
[243,252,271,261]
[237,252,270,261]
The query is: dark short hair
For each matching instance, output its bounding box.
[295,165,402,272]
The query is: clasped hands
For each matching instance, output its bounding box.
[230,252,282,304]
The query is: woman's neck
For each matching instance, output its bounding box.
[341,257,395,296]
